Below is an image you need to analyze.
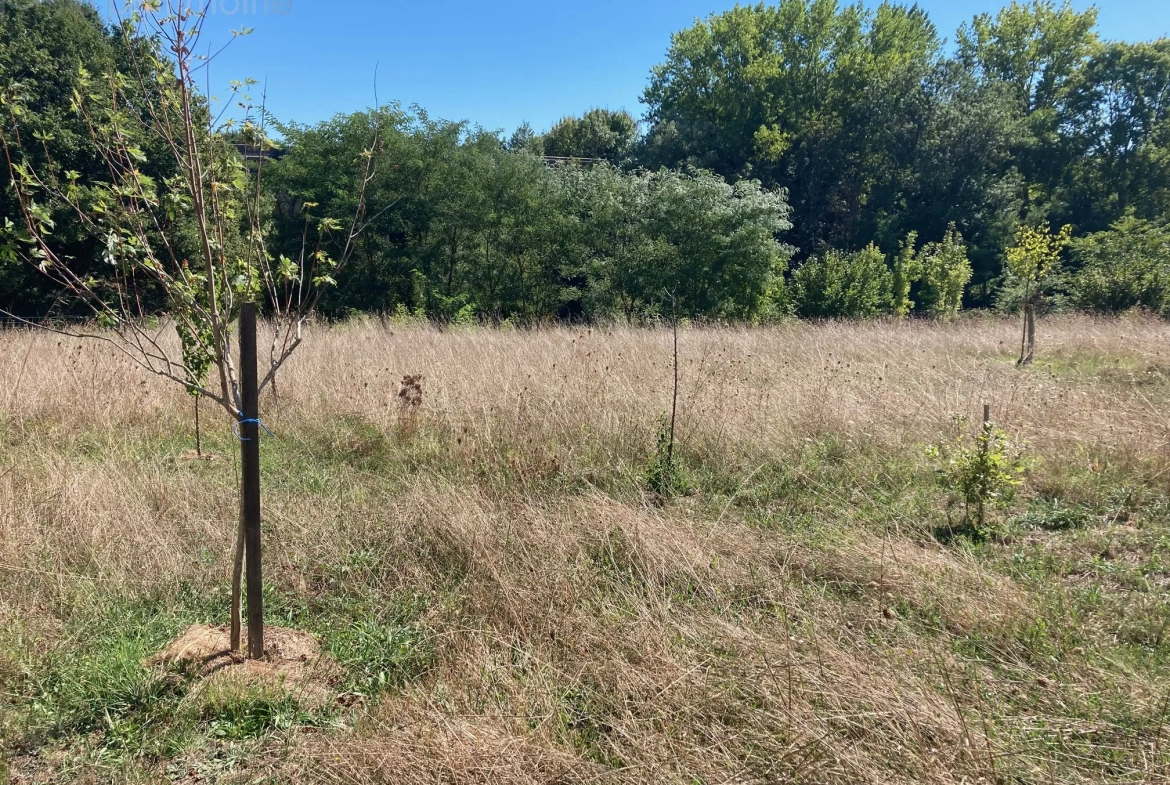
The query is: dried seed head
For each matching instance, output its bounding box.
[398,374,424,408]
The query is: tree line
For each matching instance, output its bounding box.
[2,0,1170,323]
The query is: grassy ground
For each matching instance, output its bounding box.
[2,314,1170,784]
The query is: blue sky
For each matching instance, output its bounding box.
[104,1,1170,136]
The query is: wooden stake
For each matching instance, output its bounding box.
[668,292,679,469]
[239,303,264,660]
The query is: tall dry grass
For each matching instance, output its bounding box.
[2,314,1169,784]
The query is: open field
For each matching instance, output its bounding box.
[2,315,1170,784]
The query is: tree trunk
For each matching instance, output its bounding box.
[1022,301,1036,366]
[1018,282,1033,366]
[194,395,202,458]
[230,505,244,652]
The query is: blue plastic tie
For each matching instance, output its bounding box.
[233,412,276,441]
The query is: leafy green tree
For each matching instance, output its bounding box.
[266,106,432,315]
[507,121,543,154]
[956,1,1099,221]
[1,1,377,657]
[640,0,1020,297]
[270,110,593,323]
[1070,216,1170,315]
[1060,40,1170,231]
[887,64,1024,303]
[957,1,1098,115]
[570,165,792,321]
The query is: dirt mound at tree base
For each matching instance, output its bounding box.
[150,625,338,707]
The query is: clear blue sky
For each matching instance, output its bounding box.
[103,1,1170,136]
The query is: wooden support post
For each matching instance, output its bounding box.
[239,303,264,660]
[979,403,991,531]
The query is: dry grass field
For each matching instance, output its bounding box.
[3,314,1170,784]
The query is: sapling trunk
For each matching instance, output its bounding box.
[230,506,244,651]
[1018,281,1038,366]
[1024,301,1036,365]
[1018,281,1031,366]
[978,404,991,530]
[194,395,202,458]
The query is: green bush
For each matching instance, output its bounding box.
[891,232,922,318]
[791,243,893,318]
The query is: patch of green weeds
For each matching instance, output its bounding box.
[5,590,338,770]
[320,617,432,697]
[194,687,322,741]
[1010,499,1093,531]
[18,598,189,746]
[557,684,622,769]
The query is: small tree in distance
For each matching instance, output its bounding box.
[0,1,381,658]
[1006,222,1072,365]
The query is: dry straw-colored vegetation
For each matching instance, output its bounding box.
[2,314,1170,784]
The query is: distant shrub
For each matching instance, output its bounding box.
[1070,216,1170,316]
[791,243,893,318]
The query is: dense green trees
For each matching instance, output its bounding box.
[4,0,1170,323]
[642,0,1170,313]
[640,1,1013,274]
[264,109,792,321]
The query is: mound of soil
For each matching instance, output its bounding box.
[150,625,337,705]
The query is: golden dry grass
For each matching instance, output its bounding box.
[2,314,1170,784]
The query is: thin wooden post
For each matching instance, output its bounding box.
[668,292,679,469]
[239,303,264,660]
[979,403,991,530]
